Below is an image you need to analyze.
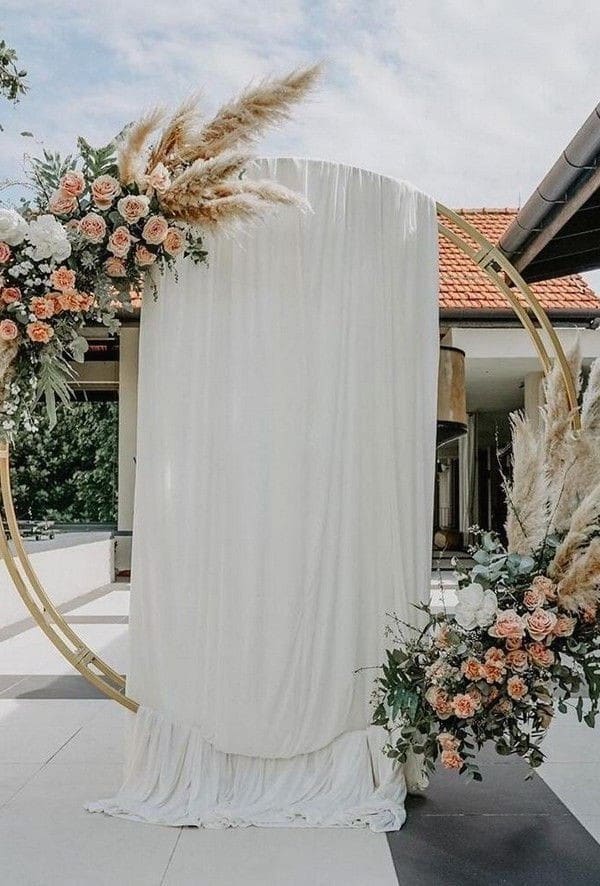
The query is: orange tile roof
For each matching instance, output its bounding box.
[439,208,600,315]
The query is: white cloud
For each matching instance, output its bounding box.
[1,0,600,220]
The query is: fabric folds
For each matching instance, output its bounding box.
[87,706,406,831]
[87,159,439,829]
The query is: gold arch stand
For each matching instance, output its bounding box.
[0,202,580,712]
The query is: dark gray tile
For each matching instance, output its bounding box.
[406,763,565,816]
[388,812,600,886]
[0,675,27,693]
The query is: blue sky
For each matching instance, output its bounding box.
[2,0,600,287]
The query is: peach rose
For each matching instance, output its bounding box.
[532,575,557,602]
[466,685,483,708]
[528,642,555,668]
[91,174,121,209]
[146,163,171,193]
[26,321,54,344]
[79,213,107,243]
[78,293,95,311]
[1,286,21,304]
[135,245,156,267]
[489,610,525,640]
[425,687,453,720]
[525,609,557,642]
[163,227,185,256]
[59,170,85,197]
[441,749,463,770]
[553,615,576,638]
[506,675,528,700]
[0,319,18,341]
[437,732,460,752]
[30,296,55,320]
[505,637,523,651]
[108,225,133,257]
[142,214,168,245]
[0,242,11,263]
[50,266,76,292]
[117,194,150,224]
[483,661,505,684]
[452,693,478,719]
[485,646,506,664]
[506,649,529,672]
[523,586,546,610]
[48,189,77,215]
[462,658,484,681]
[129,290,142,309]
[59,291,86,312]
[105,257,127,277]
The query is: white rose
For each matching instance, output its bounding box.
[454,582,498,630]
[26,215,72,262]
[0,208,28,246]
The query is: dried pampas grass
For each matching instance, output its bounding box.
[557,537,600,611]
[505,411,548,554]
[117,64,321,230]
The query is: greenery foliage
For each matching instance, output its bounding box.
[10,400,118,523]
[0,38,27,106]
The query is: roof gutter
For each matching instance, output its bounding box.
[499,103,600,272]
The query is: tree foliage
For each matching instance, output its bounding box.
[10,400,118,523]
[0,38,27,105]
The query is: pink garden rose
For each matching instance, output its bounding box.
[525,609,557,642]
[50,266,76,292]
[506,675,528,700]
[489,609,525,641]
[462,658,485,681]
[528,642,555,668]
[506,649,529,672]
[163,227,185,256]
[441,749,463,770]
[59,170,85,197]
[0,319,18,341]
[532,575,557,602]
[452,693,478,719]
[79,213,107,243]
[135,245,156,267]
[48,189,77,215]
[26,321,54,343]
[0,243,12,263]
[146,162,171,193]
[105,257,127,277]
[523,585,546,610]
[108,226,133,257]
[142,214,168,245]
[117,194,150,224]
[425,686,453,720]
[437,732,460,752]
[553,615,576,638]
[1,286,21,304]
[30,296,55,319]
[91,175,121,209]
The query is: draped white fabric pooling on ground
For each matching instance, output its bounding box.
[88,158,439,829]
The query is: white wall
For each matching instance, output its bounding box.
[0,538,114,631]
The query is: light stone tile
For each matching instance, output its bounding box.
[0,761,179,886]
[539,763,600,817]
[53,701,132,764]
[68,590,130,618]
[0,699,99,762]
[577,814,600,844]
[163,827,398,886]
[0,762,41,806]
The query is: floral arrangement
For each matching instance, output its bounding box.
[374,346,600,780]
[0,65,319,437]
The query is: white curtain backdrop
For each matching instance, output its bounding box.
[88,158,439,830]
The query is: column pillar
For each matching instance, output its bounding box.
[116,326,139,574]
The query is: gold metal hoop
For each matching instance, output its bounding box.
[0,202,580,710]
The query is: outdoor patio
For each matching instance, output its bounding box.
[1,582,599,886]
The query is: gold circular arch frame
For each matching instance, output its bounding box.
[0,202,580,712]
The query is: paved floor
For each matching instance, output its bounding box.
[0,585,599,885]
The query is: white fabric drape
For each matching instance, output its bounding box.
[88,158,439,829]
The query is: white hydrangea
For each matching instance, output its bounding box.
[26,214,71,262]
[0,208,28,246]
[454,582,498,631]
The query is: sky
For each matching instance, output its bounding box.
[1,0,600,285]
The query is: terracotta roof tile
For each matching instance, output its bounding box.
[439,208,599,315]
